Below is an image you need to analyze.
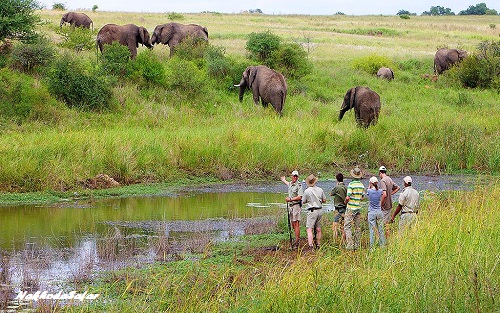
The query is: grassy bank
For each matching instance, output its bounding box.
[58,181,499,312]
[1,12,499,194]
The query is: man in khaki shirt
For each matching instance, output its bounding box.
[391,176,419,232]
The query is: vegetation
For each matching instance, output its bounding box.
[0,11,499,194]
[59,184,499,312]
[0,0,41,43]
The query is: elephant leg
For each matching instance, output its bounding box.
[252,92,260,106]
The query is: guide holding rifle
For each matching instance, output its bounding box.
[281,170,303,248]
[301,174,326,250]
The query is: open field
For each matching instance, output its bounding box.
[0,11,499,193]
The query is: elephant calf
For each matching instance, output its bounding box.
[234,65,287,116]
[339,86,381,128]
[376,67,394,80]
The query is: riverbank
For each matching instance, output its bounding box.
[0,173,489,207]
[48,182,500,312]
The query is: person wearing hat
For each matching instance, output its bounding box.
[281,170,303,247]
[367,176,386,248]
[390,176,419,232]
[301,174,326,249]
[378,166,400,239]
[344,166,366,250]
[330,172,347,245]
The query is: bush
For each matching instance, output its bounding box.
[246,30,281,62]
[399,14,410,19]
[204,45,230,78]
[173,36,209,62]
[10,36,55,73]
[0,68,62,124]
[129,50,166,86]
[57,26,96,52]
[351,54,394,75]
[454,40,500,89]
[168,12,185,20]
[98,42,132,77]
[269,42,312,79]
[52,2,65,10]
[47,53,113,111]
[165,57,207,98]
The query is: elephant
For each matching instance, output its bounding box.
[339,86,381,128]
[434,48,467,74]
[96,24,152,59]
[376,67,394,80]
[151,23,208,57]
[234,65,287,116]
[60,12,93,30]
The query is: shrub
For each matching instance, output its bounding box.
[168,12,184,20]
[10,36,55,73]
[269,42,312,79]
[57,26,96,52]
[246,30,281,62]
[399,14,410,19]
[173,36,209,62]
[92,5,98,12]
[454,40,500,89]
[47,53,113,111]
[351,54,394,75]
[0,68,62,124]
[204,44,230,78]
[129,50,166,86]
[52,2,65,10]
[98,42,132,77]
[165,57,207,98]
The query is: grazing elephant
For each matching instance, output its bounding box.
[376,67,394,80]
[434,48,467,74]
[60,12,93,30]
[96,24,152,59]
[151,22,208,57]
[339,86,381,128]
[234,65,287,116]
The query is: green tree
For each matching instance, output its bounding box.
[92,4,98,12]
[52,2,65,10]
[424,6,454,15]
[246,30,281,62]
[459,3,497,15]
[0,0,42,43]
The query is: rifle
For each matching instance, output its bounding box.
[286,202,293,249]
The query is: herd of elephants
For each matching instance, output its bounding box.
[60,11,468,125]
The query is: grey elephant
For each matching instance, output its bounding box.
[339,86,381,128]
[60,12,93,30]
[96,24,152,59]
[234,65,287,116]
[376,67,394,80]
[434,48,467,74]
[151,22,208,57]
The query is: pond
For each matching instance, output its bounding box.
[0,174,478,309]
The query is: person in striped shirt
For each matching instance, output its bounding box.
[344,166,366,250]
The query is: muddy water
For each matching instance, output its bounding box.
[0,175,478,296]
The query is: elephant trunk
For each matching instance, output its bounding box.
[235,77,247,102]
[339,110,346,121]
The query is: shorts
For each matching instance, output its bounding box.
[382,209,392,224]
[306,209,322,229]
[289,203,301,222]
[334,205,346,223]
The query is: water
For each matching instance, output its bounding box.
[0,175,478,299]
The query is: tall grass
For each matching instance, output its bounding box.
[62,182,499,312]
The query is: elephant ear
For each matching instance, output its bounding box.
[348,87,357,109]
[161,24,174,44]
[138,27,146,45]
[248,67,257,88]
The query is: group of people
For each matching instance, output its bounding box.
[280,166,420,251]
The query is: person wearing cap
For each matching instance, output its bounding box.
[378,166,400,239]
[330,173,347,245]
[367,176,386,248]
[344,166,365,250]
[281,170,304,247]
[301,174,326,249]
[390,176,419,232]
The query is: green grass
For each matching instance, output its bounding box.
[0,12,499,194]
